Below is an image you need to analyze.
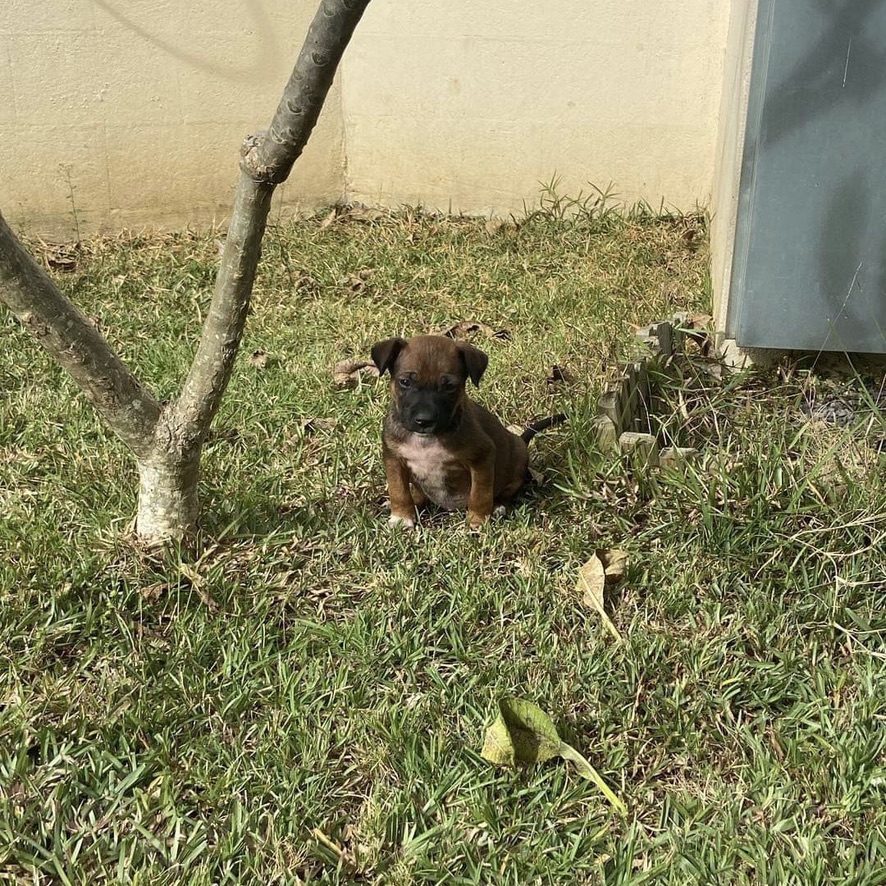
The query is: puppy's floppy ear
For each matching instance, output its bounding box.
[371,337,407,376]
[457,342,489,387]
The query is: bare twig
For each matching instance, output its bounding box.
[171,171,274,447]
[172,0,372,448]
[244,0,372,184]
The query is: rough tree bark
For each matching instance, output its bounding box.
[0,0,372,545]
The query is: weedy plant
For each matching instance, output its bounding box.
[1,204,883,884]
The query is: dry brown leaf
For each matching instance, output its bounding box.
[596,548,628,584]
[40,239,80,272]
[249,349,269,369]
[341,203,384,223]
[682,227,702,251]
[338,276,364,292]
[332,359,380,389]
[686,312,713,330]
[576,554,623,642]
[293,273,319,295]
[484,217,519,237]
[682,313,714,356]
[547,364,576,387]
[294,418,337,435]
[442,320,511,342]
[700,359,724,380]
[139,581,166,602]
[339,267,375,290]
[179,563,218,611]
[47,253,78,271]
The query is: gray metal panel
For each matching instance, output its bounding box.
[728,0,886,353]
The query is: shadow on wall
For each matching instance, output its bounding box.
[761,0,886,349]
[760,0,886,149]
[817,170,886,350]
[92,0,282,83]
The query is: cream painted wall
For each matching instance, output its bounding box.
[341,1,731,216]
[0,0,345,237]
[1,0,733,236]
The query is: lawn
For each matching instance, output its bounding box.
[1,202,884,884]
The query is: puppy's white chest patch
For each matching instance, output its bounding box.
[395,435,468,510]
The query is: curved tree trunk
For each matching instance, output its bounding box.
[132,171,275,540]
[0,213,161,458]
[0,0,372,546]
[136,445,202,542]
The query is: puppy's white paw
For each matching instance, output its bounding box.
[493,505,508,518]
[389,513,416,529]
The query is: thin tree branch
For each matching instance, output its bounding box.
[171,0,371,448]
[243,0,372,184]
[170,170,273,446]
[0,211,161,457]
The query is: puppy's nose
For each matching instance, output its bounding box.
[413,415,435,431]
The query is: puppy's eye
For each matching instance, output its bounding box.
[398,377,412,389]
[441,379,458,392]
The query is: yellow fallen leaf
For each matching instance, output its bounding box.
[481,697,627,815]
[249,348,269,369]
[577,555,623,642]
[596,548,628,584]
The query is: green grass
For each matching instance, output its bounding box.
[1,204,884,884]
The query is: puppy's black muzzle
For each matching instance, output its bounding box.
[398,388,457,435]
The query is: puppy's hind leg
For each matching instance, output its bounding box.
[493,440,529,518]
[492,485,520,518]
[467,454,496,530]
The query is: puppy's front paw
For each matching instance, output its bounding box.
[468,510,489,530]
[389,513,416,529]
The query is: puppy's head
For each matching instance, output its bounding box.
[371,334,488,435]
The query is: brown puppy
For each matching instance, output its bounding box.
[371,335,531,529]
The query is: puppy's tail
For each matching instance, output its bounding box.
[521,413,567,443]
